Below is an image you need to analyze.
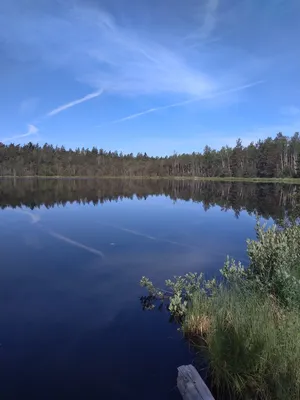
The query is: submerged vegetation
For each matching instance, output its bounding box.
[140,222,300,399]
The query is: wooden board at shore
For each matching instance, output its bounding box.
[177,365,215,400]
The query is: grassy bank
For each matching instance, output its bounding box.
[140,222,300,399]
[1,175,300,184]
[184,284,300,399]
[186,176,300,184]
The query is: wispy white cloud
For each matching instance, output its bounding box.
[2,124,39,143]
[280,105,300,117]
[0,1,264,101]
[123,122,300,157]
[103,80,264,125]
[20,97,39,115]
[199,0,219,39]
[2,0,299,147]
[47,89,103,117]
[181,0,219,46]
[240,120,300,145]
[211,119,300,150]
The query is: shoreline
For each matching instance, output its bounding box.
[1,175,300,184]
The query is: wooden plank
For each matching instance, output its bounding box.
[177,364,215,400]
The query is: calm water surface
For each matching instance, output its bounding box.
[0,179,299,399]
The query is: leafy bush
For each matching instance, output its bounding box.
[220,222,300,309]
[140,273,217,317]
[140,222,300,399]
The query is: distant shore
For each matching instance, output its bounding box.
[1,175,300,184]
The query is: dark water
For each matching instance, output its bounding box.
[1,179,299,399]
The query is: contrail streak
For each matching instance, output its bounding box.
[2,124,39,143]
[19,209,41,224]
[47,89,104,117]
[48,230,104,258]
[102,80,264,125]
[19,210,104,257]
[109,224,197,250]
[110,108,158,123]
[118,227,157,240]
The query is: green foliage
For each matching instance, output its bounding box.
[140,273,217,317]
[141,222,300,315]
[243,222,300,308]
[140,221,300,399]
[185,284,300,400]
[220,256,247,281]
[1,132,300,178]
[220,222,300,309]
[141,222,300,317]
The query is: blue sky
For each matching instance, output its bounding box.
[1,0,300,156]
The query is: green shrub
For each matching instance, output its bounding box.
[140,273,217,317]
[140,222,300,399]
[221,222,300,309]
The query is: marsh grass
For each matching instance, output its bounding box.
[140,222,300,399]
[184,283,300,399]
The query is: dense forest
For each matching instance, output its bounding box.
[1,132,300,178]
[1,178,300,223]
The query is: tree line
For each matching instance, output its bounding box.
[1,132,300,178]
[1,178,300,223]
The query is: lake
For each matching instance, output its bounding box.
[1,178,299,399]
